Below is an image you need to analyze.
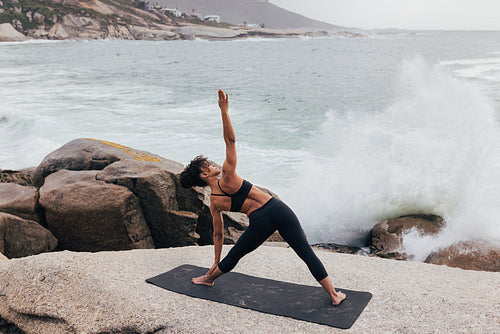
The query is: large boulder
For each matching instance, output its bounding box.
[425,240,500,272]
[39,169,154,251]
[33,138,167,187]
[368,214,445,260]
[0,213,57,259]
[0,183,40,222]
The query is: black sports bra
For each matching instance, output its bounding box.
[211,179,253,212]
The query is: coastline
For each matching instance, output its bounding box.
[0,0,365,42]
[1,245,499,333]
[0,21,363,42]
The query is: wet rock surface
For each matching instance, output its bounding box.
[368,214,445,260]
[425,240,500,272]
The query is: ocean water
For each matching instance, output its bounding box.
[1,31,499,260]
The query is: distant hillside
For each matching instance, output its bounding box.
[156,0,341,30]
[0,0,356,41]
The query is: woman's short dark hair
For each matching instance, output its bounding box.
[179,155,209,188]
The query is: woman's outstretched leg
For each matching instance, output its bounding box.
[276,201,346,305]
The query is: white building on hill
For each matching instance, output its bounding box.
[162,8,182,17]
[203,15,221,23]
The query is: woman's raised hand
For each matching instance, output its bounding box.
[218,89,228,112]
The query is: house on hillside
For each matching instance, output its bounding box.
[203,15,220,23]
[162,7,182,17]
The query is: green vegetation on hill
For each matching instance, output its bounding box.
[1,0,112,30]
[0,0,62,29]
[0,0,161,32]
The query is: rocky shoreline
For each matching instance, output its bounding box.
[1,138,499,332]
[0,0,363,42]
[0,20,342,42]
[1,138,498,273]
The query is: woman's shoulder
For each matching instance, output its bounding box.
[220,172,243,188]
[220,171,256,190]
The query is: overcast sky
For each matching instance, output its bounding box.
[269,0,500,31]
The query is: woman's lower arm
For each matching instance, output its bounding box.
[213,232,223,262]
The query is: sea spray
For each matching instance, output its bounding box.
[0,105,61,169]
[290,57,500,258]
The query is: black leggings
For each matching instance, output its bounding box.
[218,198,328,282]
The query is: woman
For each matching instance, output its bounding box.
[179,89,346,306]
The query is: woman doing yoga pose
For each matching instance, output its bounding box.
[179,89,346,306]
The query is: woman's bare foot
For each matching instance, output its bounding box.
[191,275,214,287]
[318,276,347,306]
[332,291,347,306]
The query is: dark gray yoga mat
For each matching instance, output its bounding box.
[146,264,372,329]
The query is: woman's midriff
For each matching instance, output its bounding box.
[243,188,273,216]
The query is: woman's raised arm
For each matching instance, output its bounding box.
[218,89,237,175]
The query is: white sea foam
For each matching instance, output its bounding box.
[440,57,500,82]
[291,57,500,258]
[0,39,71,47]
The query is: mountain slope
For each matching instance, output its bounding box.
[156,0,341,30]
[0,0,349,41]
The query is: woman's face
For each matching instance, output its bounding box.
[201,161,220,178]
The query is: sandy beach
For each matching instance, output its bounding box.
[0,244,498,333]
